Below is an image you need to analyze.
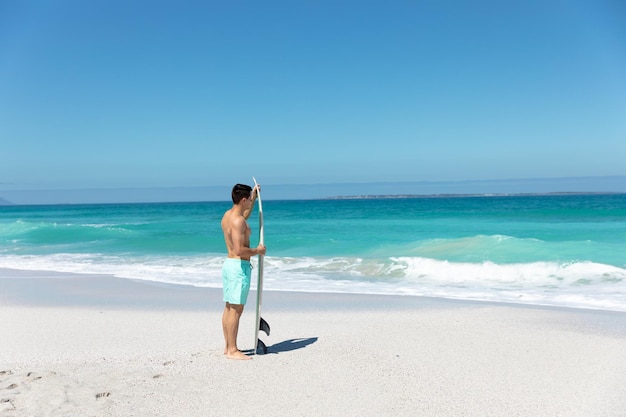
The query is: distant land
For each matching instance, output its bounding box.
[0,196,12,206]
[0,176,625,205]
[326,191,626,200]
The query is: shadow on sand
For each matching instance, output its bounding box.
[244,337,318,355]
[267,337,318,354]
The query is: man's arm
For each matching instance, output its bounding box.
[242,186,258,220]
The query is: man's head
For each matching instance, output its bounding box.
[231,184,253,204]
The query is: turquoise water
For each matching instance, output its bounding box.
[1,194,625,311]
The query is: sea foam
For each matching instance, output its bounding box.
[1,253,624,312]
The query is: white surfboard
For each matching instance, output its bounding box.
[253,177,270,354]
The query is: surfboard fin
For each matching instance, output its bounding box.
[259,317,270,336]
[256,339,268,355]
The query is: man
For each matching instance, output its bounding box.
[221,183,266,360]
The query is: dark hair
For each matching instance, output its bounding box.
[231,184,252,204]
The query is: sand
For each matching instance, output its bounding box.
[1,269,626,417]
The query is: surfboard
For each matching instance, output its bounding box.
[253,177,270,354]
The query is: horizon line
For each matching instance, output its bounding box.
[1,175,625,206]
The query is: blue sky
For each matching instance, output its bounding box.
[1,0,625,200]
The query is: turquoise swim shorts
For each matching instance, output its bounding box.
[222,258,252,305]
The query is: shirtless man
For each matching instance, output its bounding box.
[221,183,266,360]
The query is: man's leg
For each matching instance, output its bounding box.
[222,302,250,360]
[222,303,230,354]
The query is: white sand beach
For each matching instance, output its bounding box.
[1,268,626,417]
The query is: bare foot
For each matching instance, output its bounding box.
[226,350,252,360]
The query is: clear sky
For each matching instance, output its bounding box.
[1,0,625,198]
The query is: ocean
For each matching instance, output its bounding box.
[1,194,625,311]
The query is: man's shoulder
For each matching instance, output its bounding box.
[224,210,245,225]
[232,214,246,225]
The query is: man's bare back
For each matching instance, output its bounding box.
[221,208,252,260]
